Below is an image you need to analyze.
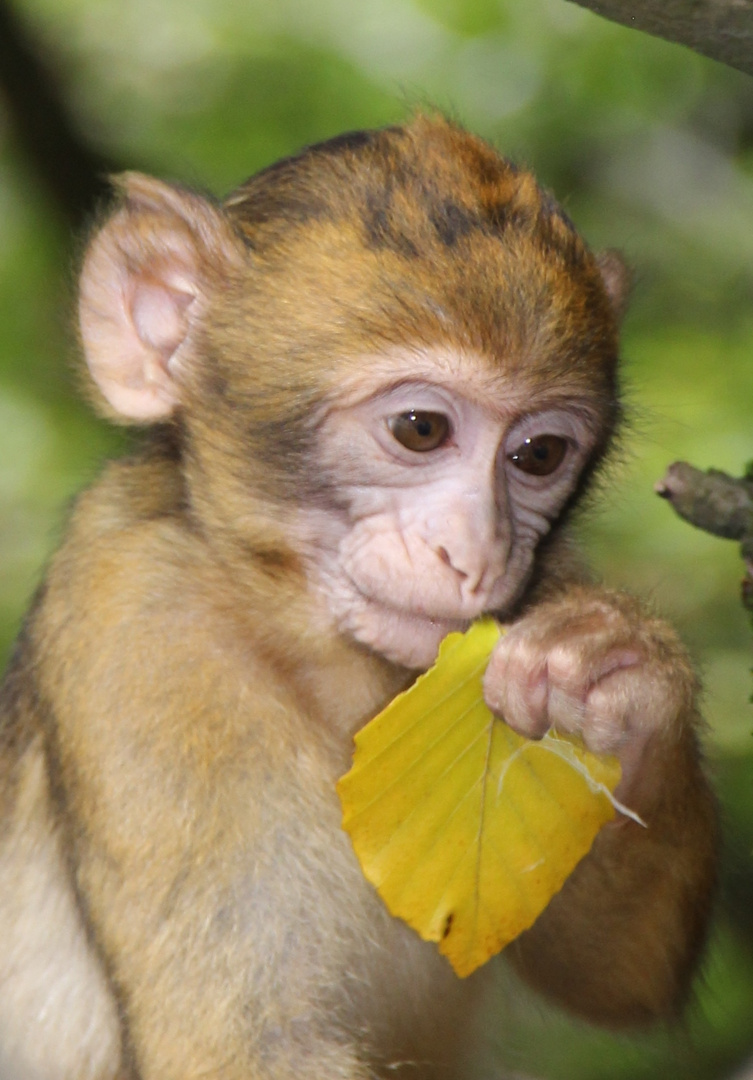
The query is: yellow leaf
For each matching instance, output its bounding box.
[337,619,625,977]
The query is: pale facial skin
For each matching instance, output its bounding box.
[79,183,686,815]
[301,351,673,806]
[308,356,599,670]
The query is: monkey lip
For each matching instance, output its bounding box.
[347,580,476,631]
[365,614,468,670]
[338,588,475,669]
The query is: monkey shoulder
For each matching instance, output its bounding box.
[18,453,260,715]
[16,450,396,766]
[40,452,220,628]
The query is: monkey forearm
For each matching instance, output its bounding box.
[507,723,718,1026]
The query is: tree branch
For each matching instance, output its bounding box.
[656,462,753,613]
[566,0,753,78]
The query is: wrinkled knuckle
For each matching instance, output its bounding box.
[503,625,536,657]
[546,643,583,688]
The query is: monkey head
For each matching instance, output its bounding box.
[78,116,629,669]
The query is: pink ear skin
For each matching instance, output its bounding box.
[594,249,632,323]
[78,173,245,423]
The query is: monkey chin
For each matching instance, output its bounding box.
[342,600,471,671]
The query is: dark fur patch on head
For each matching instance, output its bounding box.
[227,178,331,231]
[226,115,588,271]
[429,200,478,247]
[218,114,618,475]
[363,185,419,258]
[485,201,530,236]
[226,127,389,235]
[541,192,577,236]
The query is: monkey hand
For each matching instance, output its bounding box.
[484,591,715,1025]
[482,589,697,803]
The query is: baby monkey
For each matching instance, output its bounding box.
[0,116,716,1080]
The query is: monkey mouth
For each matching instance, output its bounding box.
[338,589,473,669]
[313,561,492,668]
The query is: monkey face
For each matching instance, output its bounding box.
[300,348,602,669]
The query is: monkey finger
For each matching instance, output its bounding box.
[579,660,665,765]
[544,685,590,740]
[482,640,550,739]
[516,644,641,749]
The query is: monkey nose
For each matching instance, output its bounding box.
[435,544,500,602]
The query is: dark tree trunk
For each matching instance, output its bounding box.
[0,0,118,229]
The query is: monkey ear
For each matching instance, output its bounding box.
[594,249,632,323]
[78,172,244,422]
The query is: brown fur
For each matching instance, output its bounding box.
[0,116,716,1079]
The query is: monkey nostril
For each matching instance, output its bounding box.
[437,545,490,597]
[437,545,453,569]
[437,546,471,581]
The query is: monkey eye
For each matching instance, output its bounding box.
[508,435,568,476]
[388,410,451,452]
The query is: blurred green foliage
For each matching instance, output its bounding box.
[1,0,752,1075]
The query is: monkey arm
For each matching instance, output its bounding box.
[507,723,717,1025]
[493,585,719,1027]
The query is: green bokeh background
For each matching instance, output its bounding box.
[1,0,752,1075]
